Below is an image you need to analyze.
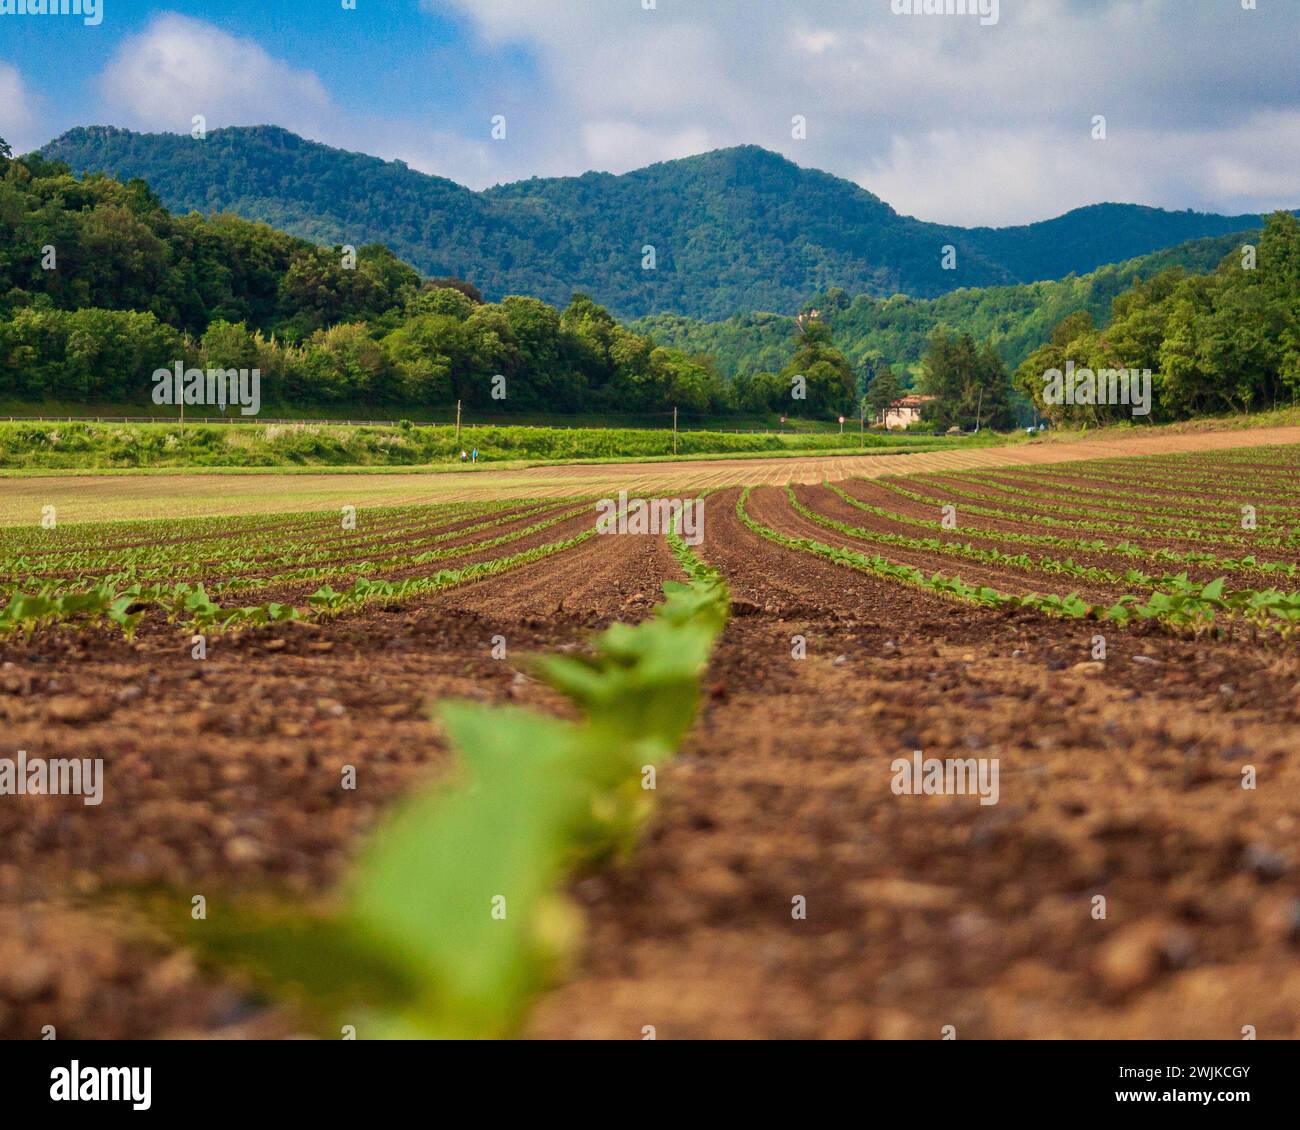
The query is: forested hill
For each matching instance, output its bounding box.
[43,125,1267,320]
[633,230,1257,380]
[0,144,808,418]
[0,147,419,341]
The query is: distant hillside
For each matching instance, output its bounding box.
[0,146,419,340]
[632,231,1256,379]
[0,148,761,418]
[43,126,1269,320]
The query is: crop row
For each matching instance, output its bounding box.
[827,483,1296,582]
[999,460,1300,496]
[1,501,590,603]
[876,476,1298,550]
[909,473,1298,535]
[739,488,1300,635]
[968,467,1300,507]
[0,498,546,580]
[145,540,728,1037]
[944,471,1300,527]
[791,487,1194,591]
[0,523,600,638]
[981,463,1300,510]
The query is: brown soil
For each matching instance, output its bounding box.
[794,483,1254,588]
[0,608,577,1036]
[974,468,1300,509]
[864,476,1280,559]
[747,485,1124,605]
[434,520,683,620]
[527,491,1300,1040]
[4,450,1300,1041]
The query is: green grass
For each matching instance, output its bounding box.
[1031,403,1300,442]
[0,418,999,471]
[0,398,879,434]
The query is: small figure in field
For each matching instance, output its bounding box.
[471,448,479,464]
[460,450,468,463]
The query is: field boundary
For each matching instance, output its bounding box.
[3,425,1299,526]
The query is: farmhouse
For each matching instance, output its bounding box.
[879,394,936,430]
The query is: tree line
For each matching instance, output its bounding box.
[632,232,1249,382]
[1015,212,1300,423]
[5,139,1294,429]
[0,143,867,417]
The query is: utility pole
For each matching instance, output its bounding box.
[672,406,678,455]
[455,399,462,446]
[860,401,866,449]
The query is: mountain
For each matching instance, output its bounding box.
[0,144,422,340]
[0,149,744,417]
[42,125,1269,320]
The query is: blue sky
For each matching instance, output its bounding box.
[2,0,1299,225]
[0,2,544,163]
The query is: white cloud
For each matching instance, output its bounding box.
[581,120,714,173]
[65,2,1300,225]
[1202,110,1300,205]
[89,13,495,191]
[795,29,840,56]
[435,0,1300,223]
[0,63,43,155]
[96,14,333,136]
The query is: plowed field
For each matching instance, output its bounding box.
[3,440,1299,1039]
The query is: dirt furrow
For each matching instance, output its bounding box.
[867,476,1273,558]
[434,523,683,620]
[527,572,1300,1039]
[743,485,1128,606]
[794,484,1265,588]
